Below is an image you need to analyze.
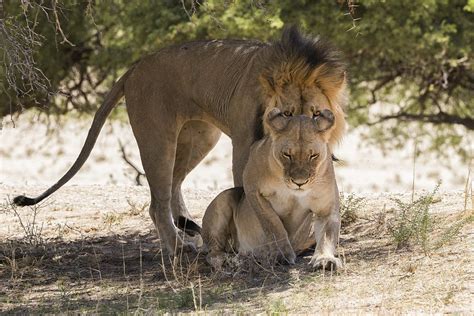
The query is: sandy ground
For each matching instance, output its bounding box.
[0,185,472,313]
[0,114,473,313]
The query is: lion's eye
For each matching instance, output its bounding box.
[283,153,292,160]
[283,111,293,117]
[312,110,321,119]
[310,153,319,160]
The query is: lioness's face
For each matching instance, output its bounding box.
[276,132,329,191]
[265,109,334,191]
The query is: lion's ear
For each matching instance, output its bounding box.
[306,64,346,99]
[263,108,289,134]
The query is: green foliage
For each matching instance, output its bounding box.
[432,211,474,249]
[340,193,365,226]
[266,298,289,315]
[388,182,473,254]
[389,184,440,252]
[1,0,472,157]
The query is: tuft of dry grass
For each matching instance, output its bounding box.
[340,193,365,227]
[102,211,124,228]
[2,199,45,247]
[126,199,149,217]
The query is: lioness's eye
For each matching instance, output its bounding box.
[283,111,293,117]
[310,153,319,160]
[283,153,292,160]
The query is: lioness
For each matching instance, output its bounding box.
[13,26,347,254]
[202,108,342,269]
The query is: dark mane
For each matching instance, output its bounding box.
[258,26,348,147]
[278,25,344,69]
[261,25,346,84]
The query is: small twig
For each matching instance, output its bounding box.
[158,247,178,294]
[190,281,198,311]
[51,0,74,46]
[92,246,102,281]
[118,139,145,185]
[180,0,198,21]
[411,136,418,202]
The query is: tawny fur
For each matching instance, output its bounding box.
[13,26,347,255]
[202,109,342,269]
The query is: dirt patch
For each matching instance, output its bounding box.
[0,185,472,313]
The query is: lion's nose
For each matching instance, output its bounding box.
[291,179,309,187]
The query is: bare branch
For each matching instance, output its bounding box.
[118,140,146,186]
[369,72,399,104]
[369,112,474,130]
[52,0,74,46]
[0,11,52,109]
[180,0,200,21]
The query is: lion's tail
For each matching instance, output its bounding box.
[13,68,134,207]
[176,216,202,236]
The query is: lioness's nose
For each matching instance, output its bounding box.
[291,179,309,187]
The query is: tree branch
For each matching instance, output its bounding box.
[369,112,474,130]
[118,140,146,186]
[370,72,399,104]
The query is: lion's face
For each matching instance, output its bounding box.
[259,61,347,149]
[273,83,332,119]
[264,108,334,191]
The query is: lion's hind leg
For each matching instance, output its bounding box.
[202,187,243,270]
[172,120,221,229]
[128,106,193,255]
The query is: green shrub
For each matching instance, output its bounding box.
[389,184,440,252]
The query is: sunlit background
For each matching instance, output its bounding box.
[1,113,470,193]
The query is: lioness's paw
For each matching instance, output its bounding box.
[309,255,342,270]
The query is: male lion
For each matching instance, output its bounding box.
[202,108,342,269]
[13,26,347,254]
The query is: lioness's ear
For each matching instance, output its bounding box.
[263,107,289,134]
[313,109,335,132]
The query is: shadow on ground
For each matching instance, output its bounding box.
[0,210,400,314]
[0,230,311,313]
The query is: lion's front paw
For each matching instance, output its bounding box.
[282,249,296,265]
[162,234,198,256]
[275,243,296,265]
[309,255,342,270]
[174,240,199,255]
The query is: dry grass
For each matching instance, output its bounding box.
[0,185,472,314]
[340,192,366,226]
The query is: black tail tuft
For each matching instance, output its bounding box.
[175,216,201,236]
[13,195,37,206]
